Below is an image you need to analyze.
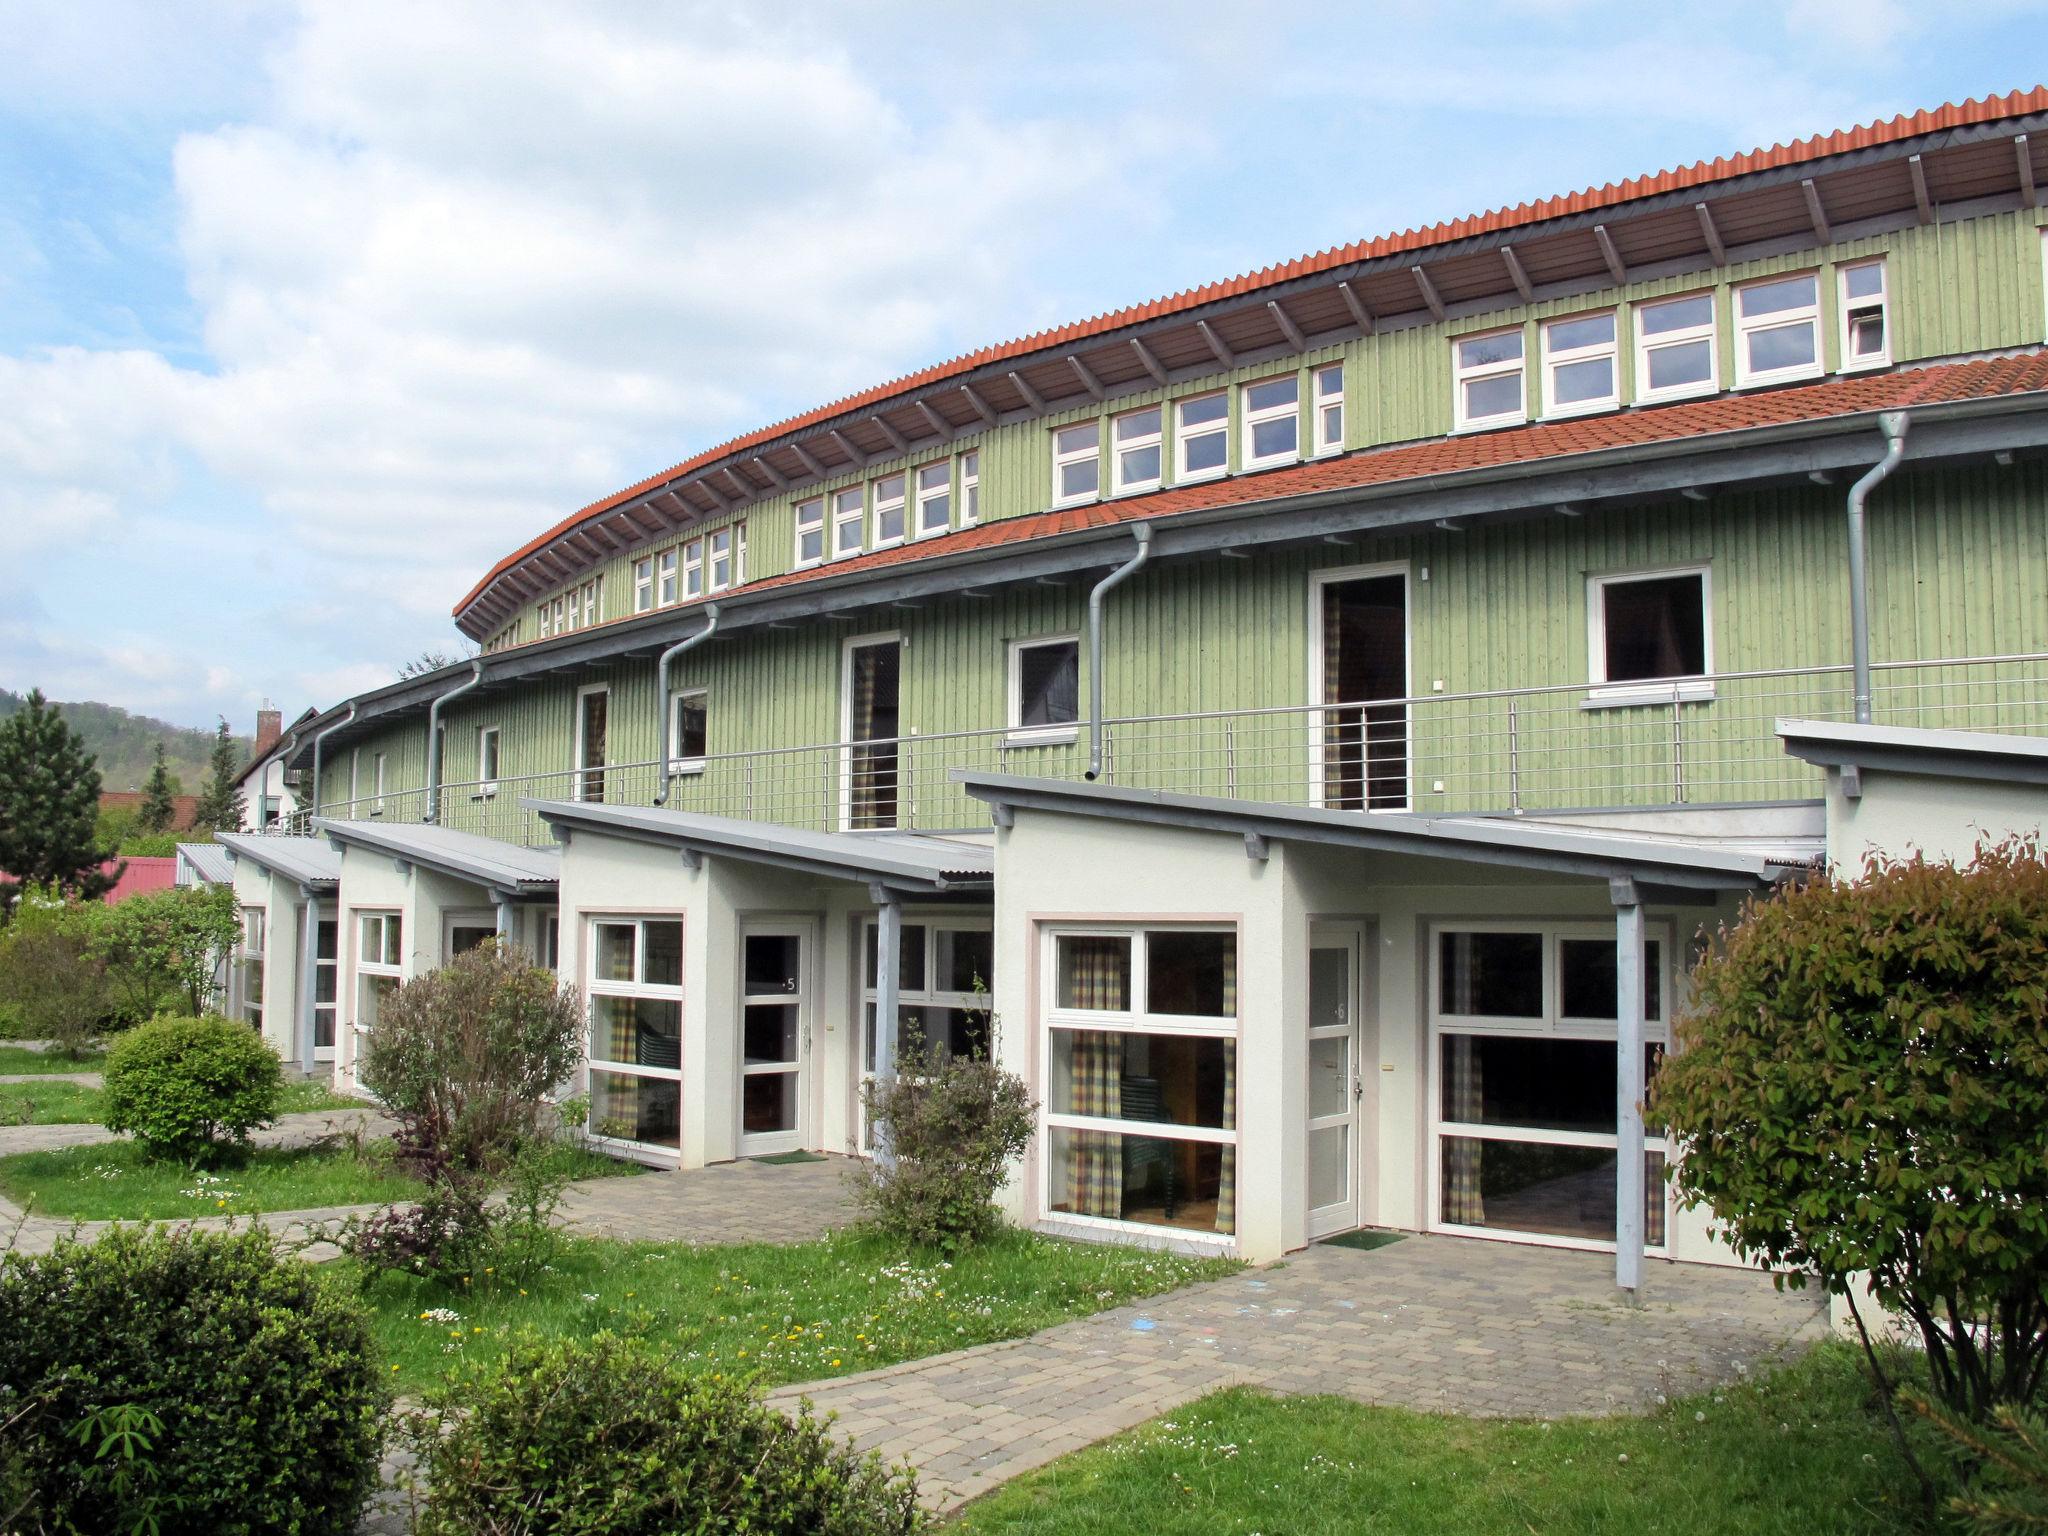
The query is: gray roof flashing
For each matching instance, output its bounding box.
[957,771,1814,889]
[1776,717,2048,786]
[314,819,560,894]
[525,799,992,891]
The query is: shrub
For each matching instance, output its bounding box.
[403,1332,922,1535]
[93,884,242,1024]
[1655,838,2048,1490]
[357,941,583,1177]
[101,1015,283,1162]
[1907,1391,2048,1531]
[853,1030,1035,1252]
[0,894,111,1057]
[0,1223,386,1536]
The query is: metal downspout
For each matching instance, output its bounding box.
[1085,525,1153,781]
[652,604,721,806]
[424,661,486,824]
[1847,412,1910,725]
[309,703,358,829]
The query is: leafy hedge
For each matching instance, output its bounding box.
[0,1223,387,1535]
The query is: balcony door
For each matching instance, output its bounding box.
[576,685,609,802]
[1313,565,1409,811]
[841,634,901,830]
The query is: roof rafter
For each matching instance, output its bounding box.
[1695,202,1727,264]
[959,383,1000,425]
[1412,266,1447,322]
[1266,300,1306,351]
[915,399,955,441]
[1067,354,1106,400]
[1593,224,1628,286]
[1130,337,1169,383]
[1195,320,1234,366]
[1909,153,1935,222]
[1007,370,1047,412]
[1336,280,1375,335]
[1800,178,1831,243]
[1499,245,1534,302]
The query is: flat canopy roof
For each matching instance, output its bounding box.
[1778,717,2048,786]
[216,833,342,891]
[527,800,992,893]
[175,842,234,885]
[315,819,561,895]
[957,773,1816,892]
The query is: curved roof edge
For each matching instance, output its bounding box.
[455,88,2048,622]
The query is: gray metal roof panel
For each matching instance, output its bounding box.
[314,819,561,892]
[1776,717,2048,786]
[956,772,1813,887]
[215,833,343,889]
[525,800,993,890]
[175,842,235,885]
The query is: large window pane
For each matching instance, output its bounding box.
[1018,642,1080,728]
[864,922,927,993]
[590,1068,680,1150]
[1145,931,1236,1017]
[1438,931,1543,1018]
[592,995,681,1068]
[1055,935,1129,1011]
[1050,1030,1234,1130]
[1602,574,1706,681]
[594,923,636,982]
[935,928,993,996]
[643,922,683,987]
[743,933,801,996]
[1441,1139,1665,1245]
[1558,937,1664,1021]
[743,1072,795,1135]
[1046,1126,1232,1235]
[743,1004,798,1066]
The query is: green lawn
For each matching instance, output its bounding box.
[353,1228,1238,1395]
[0,1075,365,1127]
[952,1345,1947,1536]
[0,1045,105,1075]
[0,1138,631,1220]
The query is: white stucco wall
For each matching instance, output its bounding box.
[1824,769,2046,872]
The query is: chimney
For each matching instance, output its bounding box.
[254,703,283,757]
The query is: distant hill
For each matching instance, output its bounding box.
[0,690,254,793]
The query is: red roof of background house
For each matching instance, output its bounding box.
[100,858,178,904]
[98,791,201,831]
[525,351,2048,632]
[455,88,2048,620]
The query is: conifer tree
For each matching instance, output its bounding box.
[192,719,246,833]
[0,689,115,899]
[137,742,178,834]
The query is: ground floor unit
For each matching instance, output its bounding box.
[198,718,2046,1280]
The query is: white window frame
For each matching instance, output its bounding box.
[669,687,708,775]
[537,601,552,639]
[708,526,736,593]
[573,682,610,802]
[234,905,266,1028]
[1052,421,1101,507]
[657,548,678,605]
[476,725,500,799]
[584,914,686,1167]
[1037,924,1241,1249]
[1174,391,1229,483]
[1733,272,1823,388]
[1631,292,1719,405]
[1006,633,1081,746]
[1586,563,1715,706]
[1539,310,1620,417]
[1837,259,1890,372]
[1451,326,1527,431]
[632,557,654,614]
[870,474,907,550]
[1110,406,1163,496]
[683,538,703,598]
[794,497,826,569]
[833,486,865,558]
[351,909,404,1066]
[914,462,951,536]
[1426,919,1673,1256]
[856,914,994,1151]
[1312,363,1344,456]
[370,752,387,816]
[1240,373,1301,469]
[959,451,980,527]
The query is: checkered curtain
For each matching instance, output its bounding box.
[1645,1150,1667,1247]
[1065,1030,1124,1219]
[849,645,885,826]
[1215,938,1237,1232]
[1060,938,1128,1010]
[603,997,635,1063]
[1321,589,1359,808]
[1443,1034,1486,1224]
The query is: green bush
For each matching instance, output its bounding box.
[0,1223,387,1536]
[102,1015,283,1162]
[404,1332,922,1535]
[0,892,111,1057]
[94,884,241,1024]
[853,1029,1035,1252]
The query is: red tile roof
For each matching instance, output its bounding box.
[457,89,2048,621]
[530,352,2048,633]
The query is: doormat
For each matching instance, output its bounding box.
[1323,1228,1406,1252]
[750,1150,827,1165]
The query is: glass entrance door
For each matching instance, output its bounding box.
[739,927,809,1156]
[1307,923,1363,1237]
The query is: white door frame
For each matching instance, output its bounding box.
[312,902,339,1062]
[838,631,902,830]
[1307,919,1366,1238]
[1306,561,1412,813]
[737,920,815,1157]
[573,682,610,801]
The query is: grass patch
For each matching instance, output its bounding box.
[351,1227,1237,1395]
[952,1344,1947,1535]
[0,1138,426,1220]
[0,1079,104,1125]
[0,1045,104,1075]
[276,1079,377,1115]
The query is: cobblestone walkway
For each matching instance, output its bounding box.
[769,1232,1828,1512]
[559,1154,853,1246]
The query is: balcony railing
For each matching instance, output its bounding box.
[288,651,2048,847]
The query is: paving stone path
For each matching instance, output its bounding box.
[768,1232,1829,1513]
[559,1153,853,1246]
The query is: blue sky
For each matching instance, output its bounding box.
[2,0,2043,737]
